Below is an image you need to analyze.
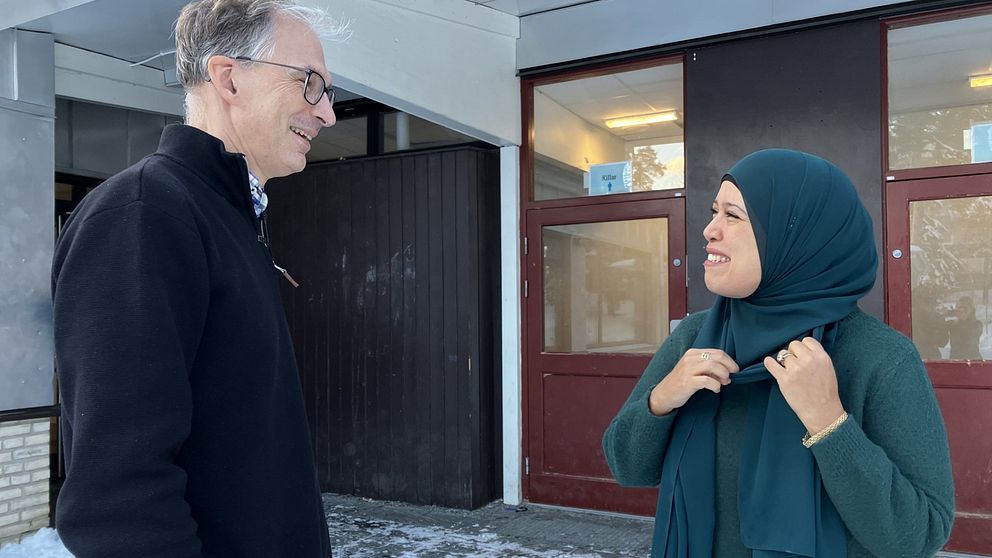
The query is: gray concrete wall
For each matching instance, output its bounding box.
[0,30,55,411]
[517,0,906,69]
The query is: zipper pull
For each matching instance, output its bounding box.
[273,261,300,288]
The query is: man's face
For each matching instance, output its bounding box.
[233,14,335,182]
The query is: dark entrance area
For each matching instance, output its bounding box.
[266,145,502,509]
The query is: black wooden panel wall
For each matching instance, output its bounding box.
[266,146,501,510]
[685,19,883,317]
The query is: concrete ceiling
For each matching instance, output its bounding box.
[18,0,357,102]
[20,0,188,71]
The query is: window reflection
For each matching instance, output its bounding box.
[543,219,669,354]
[910,196,992,360]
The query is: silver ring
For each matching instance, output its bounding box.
[700,351,711,361]
[775,349,794,365]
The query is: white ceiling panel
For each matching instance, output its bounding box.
[464,0,597,17]
[535,62,685,140]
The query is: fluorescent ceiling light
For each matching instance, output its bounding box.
[969,74,992,88]
[605,110,679,129]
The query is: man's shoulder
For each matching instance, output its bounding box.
[72,155,198,227]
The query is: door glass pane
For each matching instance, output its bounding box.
[910,196,992,360]
[888,14,992,170]
[533,62,684,200]
[543,218,668,354]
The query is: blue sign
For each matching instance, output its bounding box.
[589,161,632,196]
[972,123,992,163]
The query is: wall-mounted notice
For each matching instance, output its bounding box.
[588,161,632,196]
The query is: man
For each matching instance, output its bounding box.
[51,1,340,556]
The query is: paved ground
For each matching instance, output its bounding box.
[323,493,653,557]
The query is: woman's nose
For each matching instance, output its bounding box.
[703,217,722,241]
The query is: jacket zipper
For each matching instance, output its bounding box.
[257,212,300,288]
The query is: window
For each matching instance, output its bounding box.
[888,12,992,171]
[533,62,685,200]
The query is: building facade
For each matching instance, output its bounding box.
[0,0,989,555]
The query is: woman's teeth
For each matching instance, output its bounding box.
[707,253,730,263]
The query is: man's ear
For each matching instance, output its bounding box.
[205,55,240,104]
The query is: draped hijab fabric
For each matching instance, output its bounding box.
[651,149,877,557]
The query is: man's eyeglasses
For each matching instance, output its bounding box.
[234,56,335,106]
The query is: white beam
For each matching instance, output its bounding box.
[373,0,518,37]
[54,43,184,116]
[308,0,521,146]
[0,0,98,32]
[500,145,522,505]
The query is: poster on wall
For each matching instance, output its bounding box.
[971,122,992,163]
[589,161,632,195]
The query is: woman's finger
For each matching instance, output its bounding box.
[788,339,811,360]
[694,348,739,373]
[696,375,722,394]
[763,356,785,379]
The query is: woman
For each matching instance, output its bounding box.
[603,149,954,557]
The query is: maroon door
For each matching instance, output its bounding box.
[523,197,686,515]
[885,174,992,554]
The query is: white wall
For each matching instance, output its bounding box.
[534,89,626,171]
[307,0,521,146]
[518,0,908,69]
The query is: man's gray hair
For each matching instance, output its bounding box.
[174,0,347,89]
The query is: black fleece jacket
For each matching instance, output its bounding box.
[52,125,331,558]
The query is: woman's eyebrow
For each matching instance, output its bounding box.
[712,201,749,216]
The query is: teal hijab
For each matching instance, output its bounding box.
[651,149,877,557]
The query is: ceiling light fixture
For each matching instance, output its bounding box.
[605,110,679,129]
[969,74,992,88]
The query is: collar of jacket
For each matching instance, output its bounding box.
[156,124,254,217]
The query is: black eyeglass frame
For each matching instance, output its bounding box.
[234,55,335,106]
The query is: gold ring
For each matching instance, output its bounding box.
[775,349,794,365]
[700,351,711,361]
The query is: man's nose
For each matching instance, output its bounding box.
[314,94,336,127]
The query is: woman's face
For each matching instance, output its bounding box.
[702,180,762,298]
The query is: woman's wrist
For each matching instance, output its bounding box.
[802,410,848,448]
[648,388,674,417]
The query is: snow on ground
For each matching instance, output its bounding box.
[0,529,73,558]
[327,511,606,558]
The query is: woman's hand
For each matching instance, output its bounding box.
[649,348,739,416]
[763,337,846,435]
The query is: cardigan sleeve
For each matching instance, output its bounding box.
[53,198,209,558]
[602,312,704,487]
[810,352,955,558]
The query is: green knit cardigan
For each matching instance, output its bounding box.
[603,309,955,557]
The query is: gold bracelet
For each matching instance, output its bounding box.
[802,411,848,448]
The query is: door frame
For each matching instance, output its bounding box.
[884,175,992,553]
[521,196,686,513]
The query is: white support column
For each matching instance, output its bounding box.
[395,111,410,150]
[499,145,522,505]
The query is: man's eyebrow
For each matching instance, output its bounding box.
[306,65,331,84]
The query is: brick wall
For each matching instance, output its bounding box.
[0,419,51,547]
